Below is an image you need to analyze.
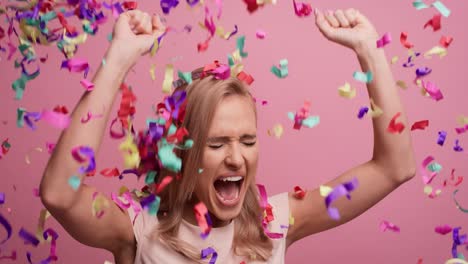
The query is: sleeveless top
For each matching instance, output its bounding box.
[127,192,290,264]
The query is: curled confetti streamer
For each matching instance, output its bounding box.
[424,13,441,31]
[194,202,212,239]
[201,247,218,264]
[0,213,12,244]
[25,147,43,164]
[453,190,468,213]
[71,146,96,174]
[452,227,467,259]
[400,32,414,49]
[257,184,284,239]
[325,178,359,220]
[416,67,432,78]
[444,169,463,187]
[420,156,438,184]
[387,112,405,134]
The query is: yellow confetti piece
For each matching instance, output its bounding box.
[338,82,356,99]
[424,46,447,58]
[150,38,159,57]
[36,209,51,243]
[319,185,333,197]
[119,135,141,168]
[119,186,129,196]
[267,124,284,139]
[445,259,468,264]
[423,185,442,197]
[289,214,295,226]
[63,30,88,46]
[369,98,383,118]
[92,193,110,218]
[457,116,468,125]
[396,80,407,90]
[25,147,43,164]
[391,56,399,64]
[162,64,174,94]
[149,64,156,81]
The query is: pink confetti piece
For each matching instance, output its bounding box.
[435,224,453,235]
[400,32,414,49]
[420,156,438,184]
[41,110,71,129]
[422,80,444,101]
[194,202,212,239]
[376,33,392,48]
[256,30,266,39]
[292,0,313,17]
[380,220,400,232]
[80,79,95,91]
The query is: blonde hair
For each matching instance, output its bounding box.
[152,71,273,262]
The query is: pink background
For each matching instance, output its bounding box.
[1,0,468,263]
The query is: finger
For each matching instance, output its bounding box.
[315,9,336,40]
[324,10,340,28]
[134,14,151,34]
[151,15,163,31]
[334,10,350,28]
[343,8,357,27]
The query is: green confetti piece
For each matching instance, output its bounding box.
[227,54,235,66]
[427,162,442,173]
[353,71,373,83]
[412,0,429,10]
[237,35,248,58]
[168,124,177,136]
[198,168,204,174]
[302,116,320,128]
[68,175,81,190]
[271,59,288,78]
[177,70,192,85]
[107,33,113,42]
[432,0,450,17]
[101,59,106,66]
[83,23,96,35]
[287,112,295,120]
[184,139,193,148]
[17,108,26,128]
[41,11,57,22]
[158,141,181,172]
[145,171,158,185]
[148,196,161,215]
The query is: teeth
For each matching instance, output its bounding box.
[220,176,243,182]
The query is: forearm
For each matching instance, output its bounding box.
[40,45,132,207]
[356,44,416,181]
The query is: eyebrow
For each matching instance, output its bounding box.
[206,134,257,143]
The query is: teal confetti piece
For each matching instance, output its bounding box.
[271,59,288,78]
[107,33,113,42]
[177,70,192,85]
[68,175,81,190]
[353,71,373,83]
[198,168,204,174]
[412,0,429,10]
[237,35,248,58]
[427,162,442,173]
[158,141,181,172]
[148,196,161,215]
[145,171,158,185]
[287,112,295,120]
[17,108,26,128]
[302,116,320,128]
[101,59,106,66]
[432,0,450,17]
[168,124,177,136]
[184,139,193,148]
[227,54,235,66]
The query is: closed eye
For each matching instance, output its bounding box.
[243,141,256,146]
[208,144,223,149]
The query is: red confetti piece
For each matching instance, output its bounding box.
[440,35,453,48]
[443,169,463,187]
[411,120,429,131]
[100,168,120,177]
[400,32,414,49]
[293,186,306,199]
[424,13,442,31]
[292,0,313,17]
[387,112,405,134]
[52,105,69,114]
[122,1,137,10]
[237,71,254,85]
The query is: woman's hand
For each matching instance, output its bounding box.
[107,10,166,70]
[314,8,379,54]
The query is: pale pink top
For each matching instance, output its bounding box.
[127,192,290,264]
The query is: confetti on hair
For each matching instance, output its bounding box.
[293,186,306,199]
[201,247,218,264]
[387,112,405,134]
[400,32,414,49]
[353,70,373,83]
[338,82,356,99]
[0,213,13,245]
[292,0,312,17]
[435,225,453,235]
[380,220,400,232]
[411,120,429,131]
[325,178,359,220]
[424,14,441,31]
[376,33,392,48]
[194,202,212,239]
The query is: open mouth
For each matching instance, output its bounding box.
[213,175,245,206]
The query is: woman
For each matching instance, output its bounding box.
[40,7,416,264]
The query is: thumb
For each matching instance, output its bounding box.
[314,9,336,40]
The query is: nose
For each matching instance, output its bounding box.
[224,143,243,169]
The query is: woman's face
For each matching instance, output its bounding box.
[194,95,258,225]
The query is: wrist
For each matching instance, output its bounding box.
[105,42,139,74]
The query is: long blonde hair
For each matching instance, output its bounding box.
[152,71,273,262]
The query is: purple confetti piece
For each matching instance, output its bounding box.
[452,227,467,258]
[24,111,42,130]
[416,67,432,77]
[454,139,463,152]
[0,192,4,204]
[437,131,447,146]
[358,106,369,119]
[0,213,13,244]
[325,178,359,220]
[160,0,180,14]
[201,247,218,264]
[19,228,40,247]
